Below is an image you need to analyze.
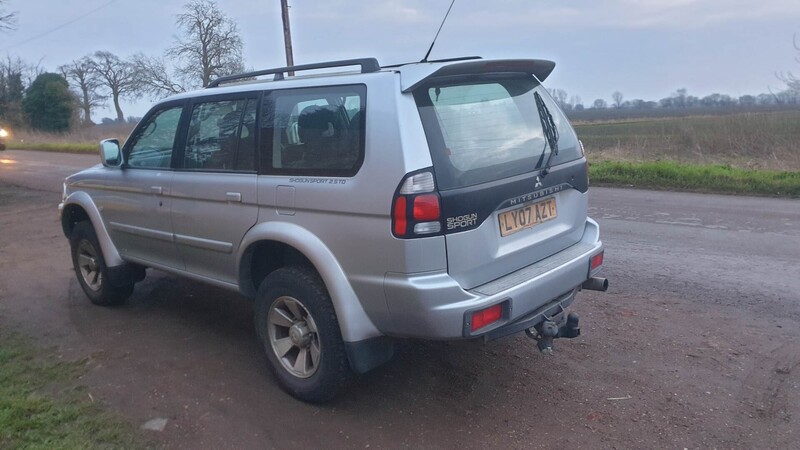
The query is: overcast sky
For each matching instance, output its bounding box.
[2,0,799,119]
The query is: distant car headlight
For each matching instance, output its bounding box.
[0,128,8,138]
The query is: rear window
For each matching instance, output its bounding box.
[414,77,580,190]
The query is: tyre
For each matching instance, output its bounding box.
[255,266,351,403]
[70,221,133,306]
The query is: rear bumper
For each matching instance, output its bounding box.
[383,218,603,339]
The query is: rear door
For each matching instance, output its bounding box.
[413,77,588,289]
[170,95,260,284]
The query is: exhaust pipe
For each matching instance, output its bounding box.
[582,277,608,292]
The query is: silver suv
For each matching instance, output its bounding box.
[60,57,607,402]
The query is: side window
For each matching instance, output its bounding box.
[127,106,183,169]
[184,99,258,171]
[261,85,365,176]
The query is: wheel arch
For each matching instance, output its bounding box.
[237,222,382,343]
[61,192,124,267]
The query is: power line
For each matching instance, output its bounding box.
[0,0,120,52]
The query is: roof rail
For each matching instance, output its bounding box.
[207,58,381,88]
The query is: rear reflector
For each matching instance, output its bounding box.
[590,251,604,271]
[471,304,502,332]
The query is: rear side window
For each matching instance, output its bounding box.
[127,106,183,169]
[183,98,257,172]
[260,85,366,177]
[414,77,580,190]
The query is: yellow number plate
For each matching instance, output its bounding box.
[498,197,557,237]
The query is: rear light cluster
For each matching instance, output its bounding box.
[392,170,442,238]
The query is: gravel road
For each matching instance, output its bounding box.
[1,149,799,448]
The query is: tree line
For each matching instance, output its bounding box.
[0,0,244,132]
[549,86,800,113]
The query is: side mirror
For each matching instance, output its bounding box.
[100,139,123,167]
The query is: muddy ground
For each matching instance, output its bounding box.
[1,167,799,448]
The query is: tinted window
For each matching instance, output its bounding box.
[262,85,366,176]
[414,78,581,190]
[127,106,183,168]
[184,99,256,171]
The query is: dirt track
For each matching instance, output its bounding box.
[1,150,799,448]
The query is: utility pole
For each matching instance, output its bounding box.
[280,0,294,75]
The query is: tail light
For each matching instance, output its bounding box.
[392,169,442,238]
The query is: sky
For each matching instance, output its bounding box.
[1,0,799,119]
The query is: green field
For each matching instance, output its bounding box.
[574,110,800,172]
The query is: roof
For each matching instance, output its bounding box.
[157,57,557,104]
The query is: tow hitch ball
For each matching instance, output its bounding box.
[525,312,581,355]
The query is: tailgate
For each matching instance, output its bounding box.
[410,71,589,289]
[441,160,588,289]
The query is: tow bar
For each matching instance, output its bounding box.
[525,312,581,355]
[521,277,608,354]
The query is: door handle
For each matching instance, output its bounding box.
[151,186,163,195]
[226,192,242,202]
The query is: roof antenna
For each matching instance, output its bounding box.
[421,0,456,63]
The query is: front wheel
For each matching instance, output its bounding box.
[70,221,132,306]
[255,266,351,403]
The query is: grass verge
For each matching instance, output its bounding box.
[8,141,96,154]
[0,330,142,449]
[589,160,800,197]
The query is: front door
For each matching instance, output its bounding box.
[99,104,184,269]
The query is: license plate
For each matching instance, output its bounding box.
[498,197,557,237]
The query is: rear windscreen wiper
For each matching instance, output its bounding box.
[533,92,559,177]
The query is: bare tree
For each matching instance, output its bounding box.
[611,91,624,109]
[0,0,16,31]
[569,95,582,109]
[59,57,106,125]
[672,88,689,108]
[548,88,569,109]
[89,51,138,122]
[592,98,607,109]
[130,53,187,99]
[167,0,245,88]
[778,34,800,93]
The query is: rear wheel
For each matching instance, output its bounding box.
[255,266,351,403]
[70,221,132,306]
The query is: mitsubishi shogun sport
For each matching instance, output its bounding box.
[60,57,607,402]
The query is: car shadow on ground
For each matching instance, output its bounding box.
[65,269,580,445]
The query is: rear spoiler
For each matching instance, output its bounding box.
[401,59,556,93]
